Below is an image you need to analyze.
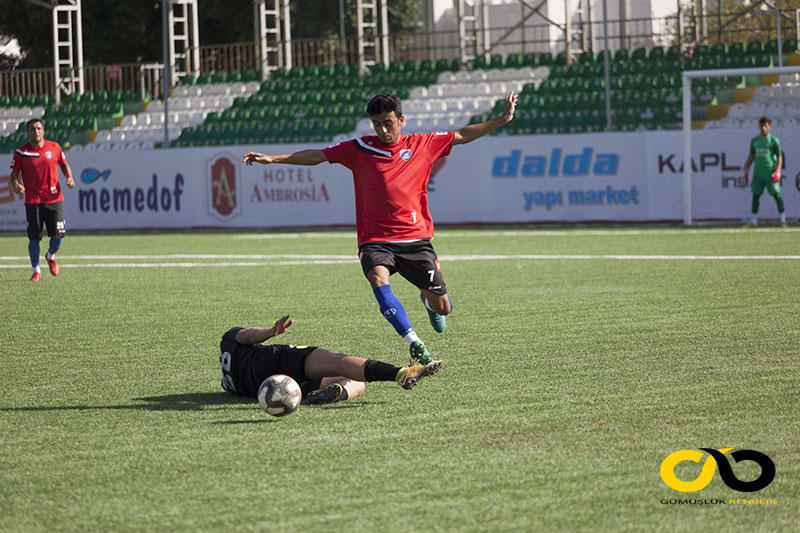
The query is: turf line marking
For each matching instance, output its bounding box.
[2,254,800,270]
[232,227,799,240]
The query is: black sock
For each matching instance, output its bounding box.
[752,194,760,214]
[363,360,401,382]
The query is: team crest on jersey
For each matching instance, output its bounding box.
[45,151,52,159]
[399,149,412,161]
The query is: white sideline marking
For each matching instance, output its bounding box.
[233,227,799,240]
[1,254,800,269]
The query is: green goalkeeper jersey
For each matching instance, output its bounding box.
[749,134,781,177]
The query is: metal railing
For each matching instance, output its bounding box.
[1,9,797,100]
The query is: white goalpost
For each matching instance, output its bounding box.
[682,65,800,225]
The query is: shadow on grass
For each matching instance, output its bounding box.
[0,391,373,421]
[0,391,252,413]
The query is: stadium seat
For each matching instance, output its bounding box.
[631,47,647,61]
[666,45,681,60]
[728,42,745,56]
[710,42,727,56]
[746,40,764,55]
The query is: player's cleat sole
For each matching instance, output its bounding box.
[46,256,59,276]
[420,292,446,333]
[396,360,443,390]
[409,340,433,365]
[307,383,344,405]
[29,272,41,282]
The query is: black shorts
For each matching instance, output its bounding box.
[359,239,447,295]
[26,201,66,241]
[220,327,318,398]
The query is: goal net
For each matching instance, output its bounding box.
[682,65,800,224]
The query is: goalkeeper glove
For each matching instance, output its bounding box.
[772,167,781,183]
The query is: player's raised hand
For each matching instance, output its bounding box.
[243,152,272,166]
[502,91,518,123]
[271,314,294,337]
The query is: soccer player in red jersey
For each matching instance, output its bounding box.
[10,119,74,281]
[244,91,517,362]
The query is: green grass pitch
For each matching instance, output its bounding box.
[1,227,798,532]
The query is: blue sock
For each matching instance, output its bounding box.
[373,285,414,337]
[28,240,40,268]
[48,237,62,257]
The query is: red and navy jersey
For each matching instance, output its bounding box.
[323,132,455,246]
[11,140,67,205]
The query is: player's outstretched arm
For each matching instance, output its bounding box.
[234,315,295,345]
[243,149,328,166]
[453,91,518,146]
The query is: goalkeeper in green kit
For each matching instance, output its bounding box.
[743,117,786,227]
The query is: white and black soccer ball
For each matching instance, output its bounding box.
[257,374,302,417]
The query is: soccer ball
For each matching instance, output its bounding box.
[257,374,302,417]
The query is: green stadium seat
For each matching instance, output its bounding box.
[666,45,681,60]
[532,52,550,66]
[648,46,665,60]
[506,54,523,68]
[728,42,745,56]
[613,49,630,63]
[783,38,798,54]
[631,47,647,61]
[554,51,567,65]
[764,39,778,54]
[489,54,506,69]
[746,41,763,55]
[472,55,489,69]
[197,72,213,84]
[521,52,538,67]
[404,60,420,72]
[710,42,727,56]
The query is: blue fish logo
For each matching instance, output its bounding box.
[81,168,112,184]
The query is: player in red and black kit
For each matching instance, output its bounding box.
[10,118,74,281]
[243,91,518,363]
